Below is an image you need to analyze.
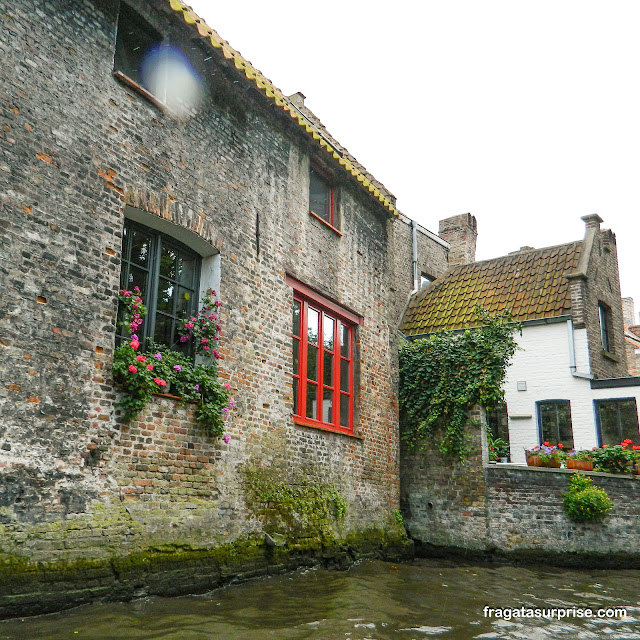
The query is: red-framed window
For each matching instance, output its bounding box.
[309,166,335,227]
[289,278,360,434]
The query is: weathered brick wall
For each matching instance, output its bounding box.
[400,407,489,551]
[0,0,419,615]
[402,410,640,562]
[578,226,628,379]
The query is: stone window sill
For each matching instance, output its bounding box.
[602,350,619,363]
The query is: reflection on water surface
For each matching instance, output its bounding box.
[2,558,640,639]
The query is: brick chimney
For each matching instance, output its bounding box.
[622,297,636,325]
[439,213,477,267]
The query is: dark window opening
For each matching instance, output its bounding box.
[114,3,161,90]
[118,220,201,353]
[595,398,640,446]
[599,302,611,352]
[309,166,335,227]
[537,400,574,449]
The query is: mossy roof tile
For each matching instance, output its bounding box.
[400,241,582,334]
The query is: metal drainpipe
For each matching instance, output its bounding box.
[411,219,419,292]
[567,319,593,379]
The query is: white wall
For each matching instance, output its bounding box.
[503,320,640,463]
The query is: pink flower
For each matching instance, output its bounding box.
[184,322,195,330]
[179,335,189,343]
[212,350,221,359]
[223,383,231,389]
[228,397,235,408]
[131,334,139,341]
[194,384,200,391]
[136,355,146,363]
[128,365,138,373]
[223,434,230,444]
[203,346,210,351]
[146,364,154,371]
[173,365,181,371]
[200,338,208,344]
[154,353,162,360]
[154,378,167,387]
[222,407,229,414]
[129,340,140,350]
[133,286,140,293]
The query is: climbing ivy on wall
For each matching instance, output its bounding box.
[399,308,520,461]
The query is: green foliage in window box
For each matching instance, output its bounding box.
[563,473,612,522]
[399,308,520,461]
[113,288,232,439]
[591,440,638,473]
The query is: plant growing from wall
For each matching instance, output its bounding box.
[399,308,520,461]
[563,473,612,522]
[113,288,233,439]
[243,467,347,544]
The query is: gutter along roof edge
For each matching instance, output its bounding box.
[167,0,399,217]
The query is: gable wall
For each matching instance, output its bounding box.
[0,0,426,614]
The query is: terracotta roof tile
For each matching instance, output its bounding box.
[401,241,582,335]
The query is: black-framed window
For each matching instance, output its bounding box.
[599,302,611,352]
[487,403,509,443]
[537,400,574,448]
[118,220,200,351]
[595,398,640,446]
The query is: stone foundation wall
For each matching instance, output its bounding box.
[402,409,640,564]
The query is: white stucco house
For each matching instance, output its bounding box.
[401,214,640,464]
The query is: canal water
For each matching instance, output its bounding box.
[2,558,640,639]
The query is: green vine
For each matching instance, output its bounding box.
[399,307,520,461]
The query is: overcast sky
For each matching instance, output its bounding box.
[188,0,639,322]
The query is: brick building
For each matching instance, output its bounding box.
[401,214,640,463]
[0,0,449,615]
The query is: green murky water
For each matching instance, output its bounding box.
[2,559,640,639]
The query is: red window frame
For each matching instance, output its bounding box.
[309,166,335,227]
[288,277,361,435]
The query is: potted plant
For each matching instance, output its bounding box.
[565,449,594,471]
[488,431,510,463]
[591,441,635,474]
[525,442,563,468]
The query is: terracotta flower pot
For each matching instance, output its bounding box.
[526,455,543,467]
[633,462,640,476]
[544,458,561,468]
[567,459,594,471]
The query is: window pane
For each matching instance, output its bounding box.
[310,169,331,222]
[340,359,350,392]
[322,388,333,424]
[323,315,334,351]
[126,266,148,299]
[620,399,640,444]
[154,313,173,346]
[307,345,318,382]
[293,339,299,374]
[176,286,194,317]
[293,300,301,337]
[323,352,333,386]
[597,402,620,445]
[539,400,573,448]
[131,230,151,266]
[159,246,177,279]
[177,254,196,286]
[340,394,349,428]
[293,378,299,415]
[307,308,319,345]
[340,324,350,358]
[156,278,175,313]
[306,383,317,419]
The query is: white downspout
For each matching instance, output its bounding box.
[567,319,593,379]
[411,219,419,292]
